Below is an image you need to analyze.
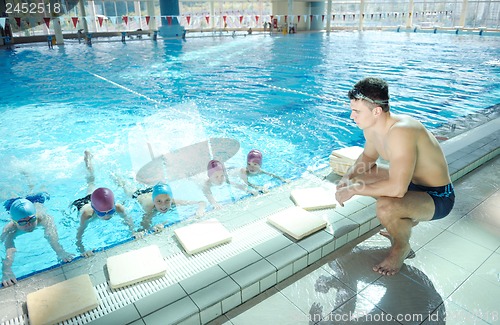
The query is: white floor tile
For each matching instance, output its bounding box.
[403,247,471,298]
[277,266,356,319]
[359,271,445,325]
[449,275,500,324]
[423,300,490,324]
[225,288,308,324]
[447,211,500,251]
[423,230,493,272]
[474,251,500,288]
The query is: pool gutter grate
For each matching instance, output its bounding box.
[3,216,280,325]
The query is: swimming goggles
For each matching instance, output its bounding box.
[348,88,389,105]
[91,204,116,218]
[16,215,37,226]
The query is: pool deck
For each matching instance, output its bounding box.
[0,113,498,325]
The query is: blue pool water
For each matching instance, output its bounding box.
[0,31,499,281]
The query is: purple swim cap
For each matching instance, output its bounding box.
[10,198,36,222]
[247,149,263,166]
[207,160,224,177]
[91,187,115,212]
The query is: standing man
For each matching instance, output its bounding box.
[335,77,455,276]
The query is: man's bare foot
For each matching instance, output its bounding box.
[373,244,412,276]
[379,230,416,259]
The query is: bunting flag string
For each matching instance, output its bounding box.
[7,10,456,33]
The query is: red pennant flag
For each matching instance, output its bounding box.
[223,15,227,23]
[321,15,325,22]
[255,15,259,23]
[297,15,300,23]
[310,15,313,21]
[332,14,335,20]
[270,15,274,21]
[43,17,51,28]
[239,15,243,24]
[98,16,104,27]
[15,17,21,27]
[167,16,172,25]
[146,16,150,25]
[284,15,287,23]
[186,16,191,25]
[123,16,128,25]
[205,16,209,24]
[71,17,78,28]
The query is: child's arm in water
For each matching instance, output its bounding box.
[116,203,142,238]
[76,205,93,257]
[174,199,207,217]
[261,169,290,183]
[1,223,18,287]
[202,180,222,209]
[38,210,74,263]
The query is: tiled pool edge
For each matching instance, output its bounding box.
[87,126,499,325]
[1,123,498,325]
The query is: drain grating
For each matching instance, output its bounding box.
[3,217,281,325]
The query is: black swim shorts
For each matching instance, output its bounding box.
[408,182,455,220]
[132,187,153,199]
[71,194,91,211]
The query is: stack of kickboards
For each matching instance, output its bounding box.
[329,146,364,176]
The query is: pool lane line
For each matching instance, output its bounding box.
[85,70,165,106]
[232,76,343,104]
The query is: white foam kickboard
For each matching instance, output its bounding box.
[290,187,338,211]
[174,218,232,255]
[267,207,327,240]
[27,274,99,325]
[107,245,167,289]
[330,146,363,160]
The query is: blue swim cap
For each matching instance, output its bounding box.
[10,199,36,222]
[152,183,173,200]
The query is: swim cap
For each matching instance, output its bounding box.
[152,183,173,200]
[9,199,36,222]
[207,160,224,177]
[90,187,115,212]
[247,149,263,166]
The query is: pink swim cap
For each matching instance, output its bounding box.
[90,187,115,212]
[207,160,224,177]
[247,149,263,166]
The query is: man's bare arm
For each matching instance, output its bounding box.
[346,127,416,198]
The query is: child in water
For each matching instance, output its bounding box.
[72,151,137,257]
[239,149,289,192]
[114,178,207,232]
[203,160,254,209]
[2,196,74,287]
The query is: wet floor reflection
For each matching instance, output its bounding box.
[309,245,445,324]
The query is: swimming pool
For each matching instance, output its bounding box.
[0,31,499,282]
